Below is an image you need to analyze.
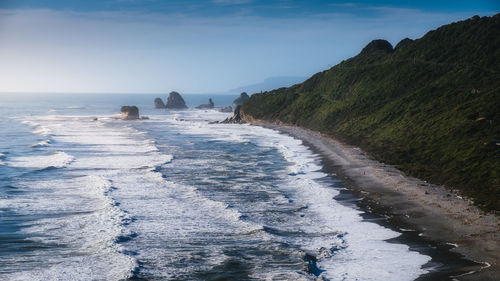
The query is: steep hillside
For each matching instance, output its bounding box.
[242,14,500,211]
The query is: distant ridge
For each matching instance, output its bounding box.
[227,76,306,94]
[242,14,500,210]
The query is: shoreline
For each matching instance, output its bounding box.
[252,122,499,280]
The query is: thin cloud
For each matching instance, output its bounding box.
[212,0,254,5]
[331,3,358,8]
[0,7,492,93]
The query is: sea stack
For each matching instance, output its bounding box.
[165,91,188,109]
[196,98,214,109]
[154,98,166,108]
[120,106,140,120]
[232,92,249,109]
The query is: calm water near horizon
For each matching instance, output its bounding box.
[0,93,473,280]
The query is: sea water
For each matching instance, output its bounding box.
[0,93,431,280]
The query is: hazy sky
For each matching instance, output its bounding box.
[0,0,498,94]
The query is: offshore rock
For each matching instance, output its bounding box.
[166,91,188,109]
[120,106,140,120]
[219,106,233,113]
[232,92,249,109]
[196,98,214,109]
[154,98,166,108]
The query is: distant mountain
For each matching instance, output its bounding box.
[242,14,500,210]
[227,76,306,94]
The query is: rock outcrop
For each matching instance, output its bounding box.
[165,91,188,109]
[221,105,245,124]
[154,98,166,108]
[232,92,249,109]
[196,98,214,109]
[120,106,140,120]
[219,106,233,113]
[395,38,414,50]
[360,39,393,55]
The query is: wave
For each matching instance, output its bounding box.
[6,151,74,169]
[31,139,51,147]
[150,111,431,280]
[67,106,87,109]
[3,175,137,281]
[257,128,431,281]
[4,112,432,280]
[21,120,52,136]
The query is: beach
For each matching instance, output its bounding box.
[255,122,500,280]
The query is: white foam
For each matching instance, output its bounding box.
[32,139,51,147]
[67,106,87,109]
[12,114,245,279]
[6,112,431,280]
[7,151,74,169]
[21,120,52,136]
[2,173,136,281]
[109,169,259,279]
[260,131,430,281]
[153,111,431,280]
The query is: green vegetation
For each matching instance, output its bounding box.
[242,14,500,211]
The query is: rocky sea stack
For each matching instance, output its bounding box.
[120,106,140,120]
[196,98,214,109]
[232,92,249,109]
[166,91,188,109]
[154,98,166,108]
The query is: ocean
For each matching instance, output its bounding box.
[0,93,451,280]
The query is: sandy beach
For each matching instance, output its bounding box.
[253,122,499,280]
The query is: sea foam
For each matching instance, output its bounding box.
[7,151,74,169]
[159,109,431,280]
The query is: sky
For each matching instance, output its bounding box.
[0,0,498,94]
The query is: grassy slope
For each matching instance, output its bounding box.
[242,14,500,211]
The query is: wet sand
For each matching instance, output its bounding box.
[254,122,499,280]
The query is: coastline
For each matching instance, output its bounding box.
[251,121,499,280]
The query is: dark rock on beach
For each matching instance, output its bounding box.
[196,98,214,109]
[120,106,140,120]
[166,91,188,109]
[154,98,166,108]
[221,105,245,124]
[232,92,249,109]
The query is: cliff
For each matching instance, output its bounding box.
[242,14,500,211]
